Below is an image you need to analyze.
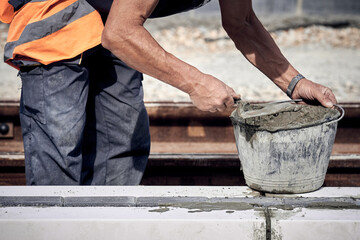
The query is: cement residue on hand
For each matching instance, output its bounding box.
[231,102,341,132]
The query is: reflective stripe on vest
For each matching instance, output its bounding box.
[4,0,103,67]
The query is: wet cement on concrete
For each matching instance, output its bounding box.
[148,201,255,213]
[231,102,341,132]
[147,196,360,214]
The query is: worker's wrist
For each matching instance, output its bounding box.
[182,70,207,95]
[286,74,305,98]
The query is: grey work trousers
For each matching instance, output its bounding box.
[19,46,150,185]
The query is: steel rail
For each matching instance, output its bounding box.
[1,101,359,186]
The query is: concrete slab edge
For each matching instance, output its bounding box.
[0,195,359,210]
[1,186,359,240]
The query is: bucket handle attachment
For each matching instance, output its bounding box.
[324,104,345,125]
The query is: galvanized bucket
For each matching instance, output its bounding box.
[231,104,344,193]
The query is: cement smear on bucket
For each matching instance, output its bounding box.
[231,103,340,132]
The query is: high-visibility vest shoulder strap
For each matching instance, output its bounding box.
[4,0,104,68]
[0,1,17,23]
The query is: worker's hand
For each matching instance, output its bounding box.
[291,78,337,108]
[188,74,241,112]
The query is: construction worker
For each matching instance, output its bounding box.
[1,0,337,185]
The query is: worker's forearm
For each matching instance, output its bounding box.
[224,10,298,92]
[102,21,203,95]
[102,0,239,112]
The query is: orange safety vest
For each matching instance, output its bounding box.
[1,0,104,69]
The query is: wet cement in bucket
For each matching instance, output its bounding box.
[231,102,340,133]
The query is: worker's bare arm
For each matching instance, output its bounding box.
[102,0,239,112]
[219,0,336,107]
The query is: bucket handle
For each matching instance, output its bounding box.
[324,104,345,125]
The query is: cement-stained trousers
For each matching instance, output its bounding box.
[19,46,150,185]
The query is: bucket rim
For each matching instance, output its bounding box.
[230,103,344,133]
[324,104,344,125]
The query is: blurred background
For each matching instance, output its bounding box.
[1,0,359,103]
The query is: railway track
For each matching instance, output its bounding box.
[0,101,359,186]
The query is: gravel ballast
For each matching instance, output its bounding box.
[1,14,359,103]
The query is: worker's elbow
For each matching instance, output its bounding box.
[222,10,254,39]
[222,20,246,39]
[102,24,137,53]
[101,28,115,51]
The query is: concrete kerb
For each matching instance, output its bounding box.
[0,186,359,210]
[0,196,63,207]
[0,187,359,240]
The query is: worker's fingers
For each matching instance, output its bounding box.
[210,92,237,112]
[324,88,337,105]
[226,85,241,99]
[216,106,226,112]
[225,86,241,107]
[291,78,337,108]
[215,98,228,112]
[188,74,241,112]
[224,96,236,109]
[314,86,337,108]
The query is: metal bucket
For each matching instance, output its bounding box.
[231,105,344,193]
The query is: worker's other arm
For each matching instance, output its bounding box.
[102,0,240,112]
[219,0,336,107]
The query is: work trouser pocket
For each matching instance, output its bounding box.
[19,67,46,124]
